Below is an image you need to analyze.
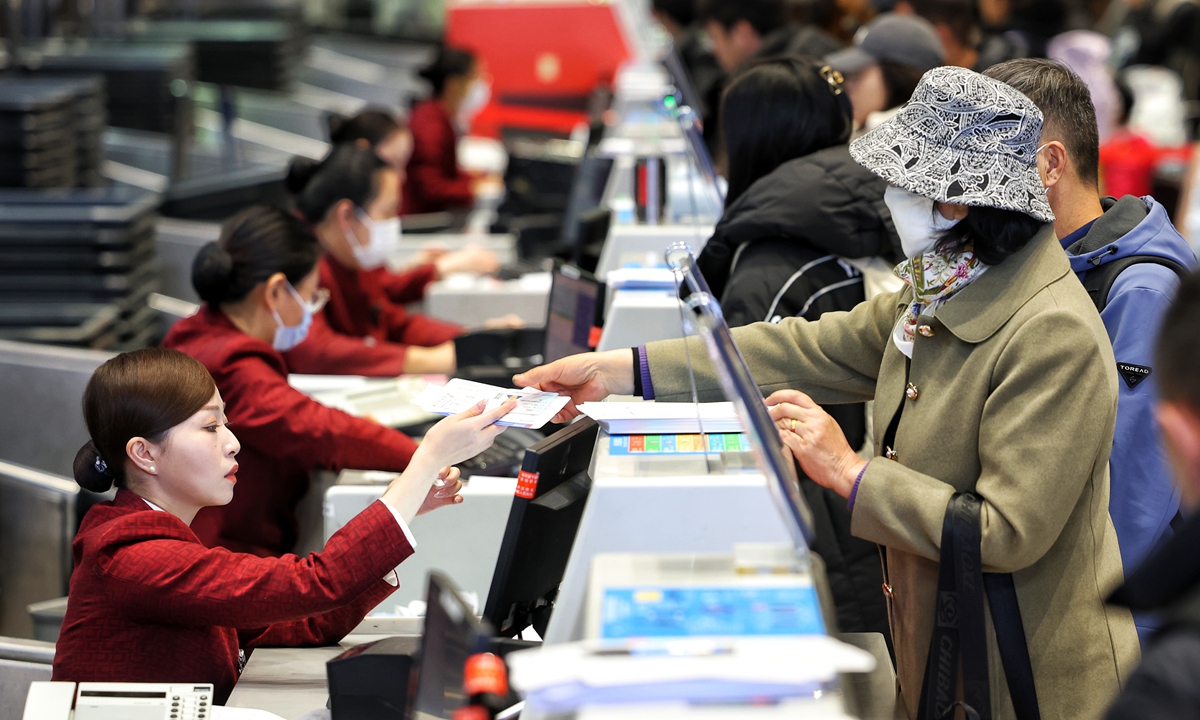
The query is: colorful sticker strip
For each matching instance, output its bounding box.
[609,433,752,456]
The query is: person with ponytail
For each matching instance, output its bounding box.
[285,144,511,377]
[162,205,432,556]
[403,46,500,214]
[53,347,514,704]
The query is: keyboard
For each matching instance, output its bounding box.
[458,426,544,478]
[305,376,441,430]
[495,258,550,280]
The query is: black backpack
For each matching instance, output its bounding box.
[1082,255,1192,312]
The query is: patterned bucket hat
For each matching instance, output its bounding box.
[849,65,1055,223]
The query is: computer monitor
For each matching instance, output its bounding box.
[688,294,815,549]
[662,48,702,121]
[560,152,615,253]
[412,572,494,720]
[666,245,815,548]
[574,206,612,274]
[544,263,604,364]
[483,417,601,638]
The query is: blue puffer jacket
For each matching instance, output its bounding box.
[1066,196,1197,643]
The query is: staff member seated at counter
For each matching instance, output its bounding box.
[286,145,516,377]
[163,206,431,556]
[52,346,513,704]
[516,67,1139,719]
[403,46,499,215]
[327,108,502,279]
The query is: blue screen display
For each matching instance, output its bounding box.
[600,585,825,639]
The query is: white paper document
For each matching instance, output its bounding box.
[411,378,570,429]
[578,402,744,435]
[506,636,874,712]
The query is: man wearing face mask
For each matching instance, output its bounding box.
[164,206,426,557]
[984,59,1198,646]
[403,47,502,215]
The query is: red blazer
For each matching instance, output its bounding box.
[402,100,474,215]
[53,489,411,705]
[308,255,462,354]
[163,307,418,556]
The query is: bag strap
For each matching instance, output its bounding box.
[983,573,1041,720]
[1082,255,1192,313]
[918,493,990,720]
[953,495,990,719]
[918,493,1043,720]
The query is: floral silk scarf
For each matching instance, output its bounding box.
[893,245,985,344]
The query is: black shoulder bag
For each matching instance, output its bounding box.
[916,493,1042,720]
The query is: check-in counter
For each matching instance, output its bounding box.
[323,471,518,612]
[424,272,553,329]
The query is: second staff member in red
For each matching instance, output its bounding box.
[164,206,428,556]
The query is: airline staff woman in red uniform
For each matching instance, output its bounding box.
[286,144,514,377]
[53,346,513,703]
[327,108,501,281]
[403,47,498,215]
[163,206,428,555]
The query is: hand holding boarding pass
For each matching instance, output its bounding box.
[412,378,570,429]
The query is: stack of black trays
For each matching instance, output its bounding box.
[0,79,81,189]
[132,20,307,91]
[0,188,163,350]
[25,42,195,139]
[36,76,109,188]
[153,0,303,21]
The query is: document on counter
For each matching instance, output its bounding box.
[506,635,875,713]
[579,401,744,435]
[411,378,570,429]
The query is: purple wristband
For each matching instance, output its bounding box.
[638,345,656,400]
[847,462,869,511]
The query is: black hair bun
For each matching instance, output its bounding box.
[327,113,350,144]
[286,156,321,195]
[73,440,115,493]
[192,241,235,306]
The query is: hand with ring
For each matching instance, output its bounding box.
[766,389,867,499]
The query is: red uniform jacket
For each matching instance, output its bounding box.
[294,255,461,366]
[53,489,411,704]
[402,100,474,214]
[163,307,418,556]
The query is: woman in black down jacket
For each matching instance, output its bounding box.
[696,55,900,641]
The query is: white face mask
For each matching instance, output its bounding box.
[346,210,402,271]
[272,283,318,352]
[457,79,491,129]
[884,186,962,259]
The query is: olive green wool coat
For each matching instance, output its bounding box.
[645,226,1140,719]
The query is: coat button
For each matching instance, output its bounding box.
[917,324,935,337]
[905,383,919,400]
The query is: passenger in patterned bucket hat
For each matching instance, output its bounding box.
[513,61,1141,720]
[850,64,1055,223]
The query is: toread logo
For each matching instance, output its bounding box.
[1117,363,1152,389]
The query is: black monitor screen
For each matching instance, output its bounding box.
[483,418,601,638]
[560,154,614,249]
[413,573,492,720]
[544,265,602,364]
